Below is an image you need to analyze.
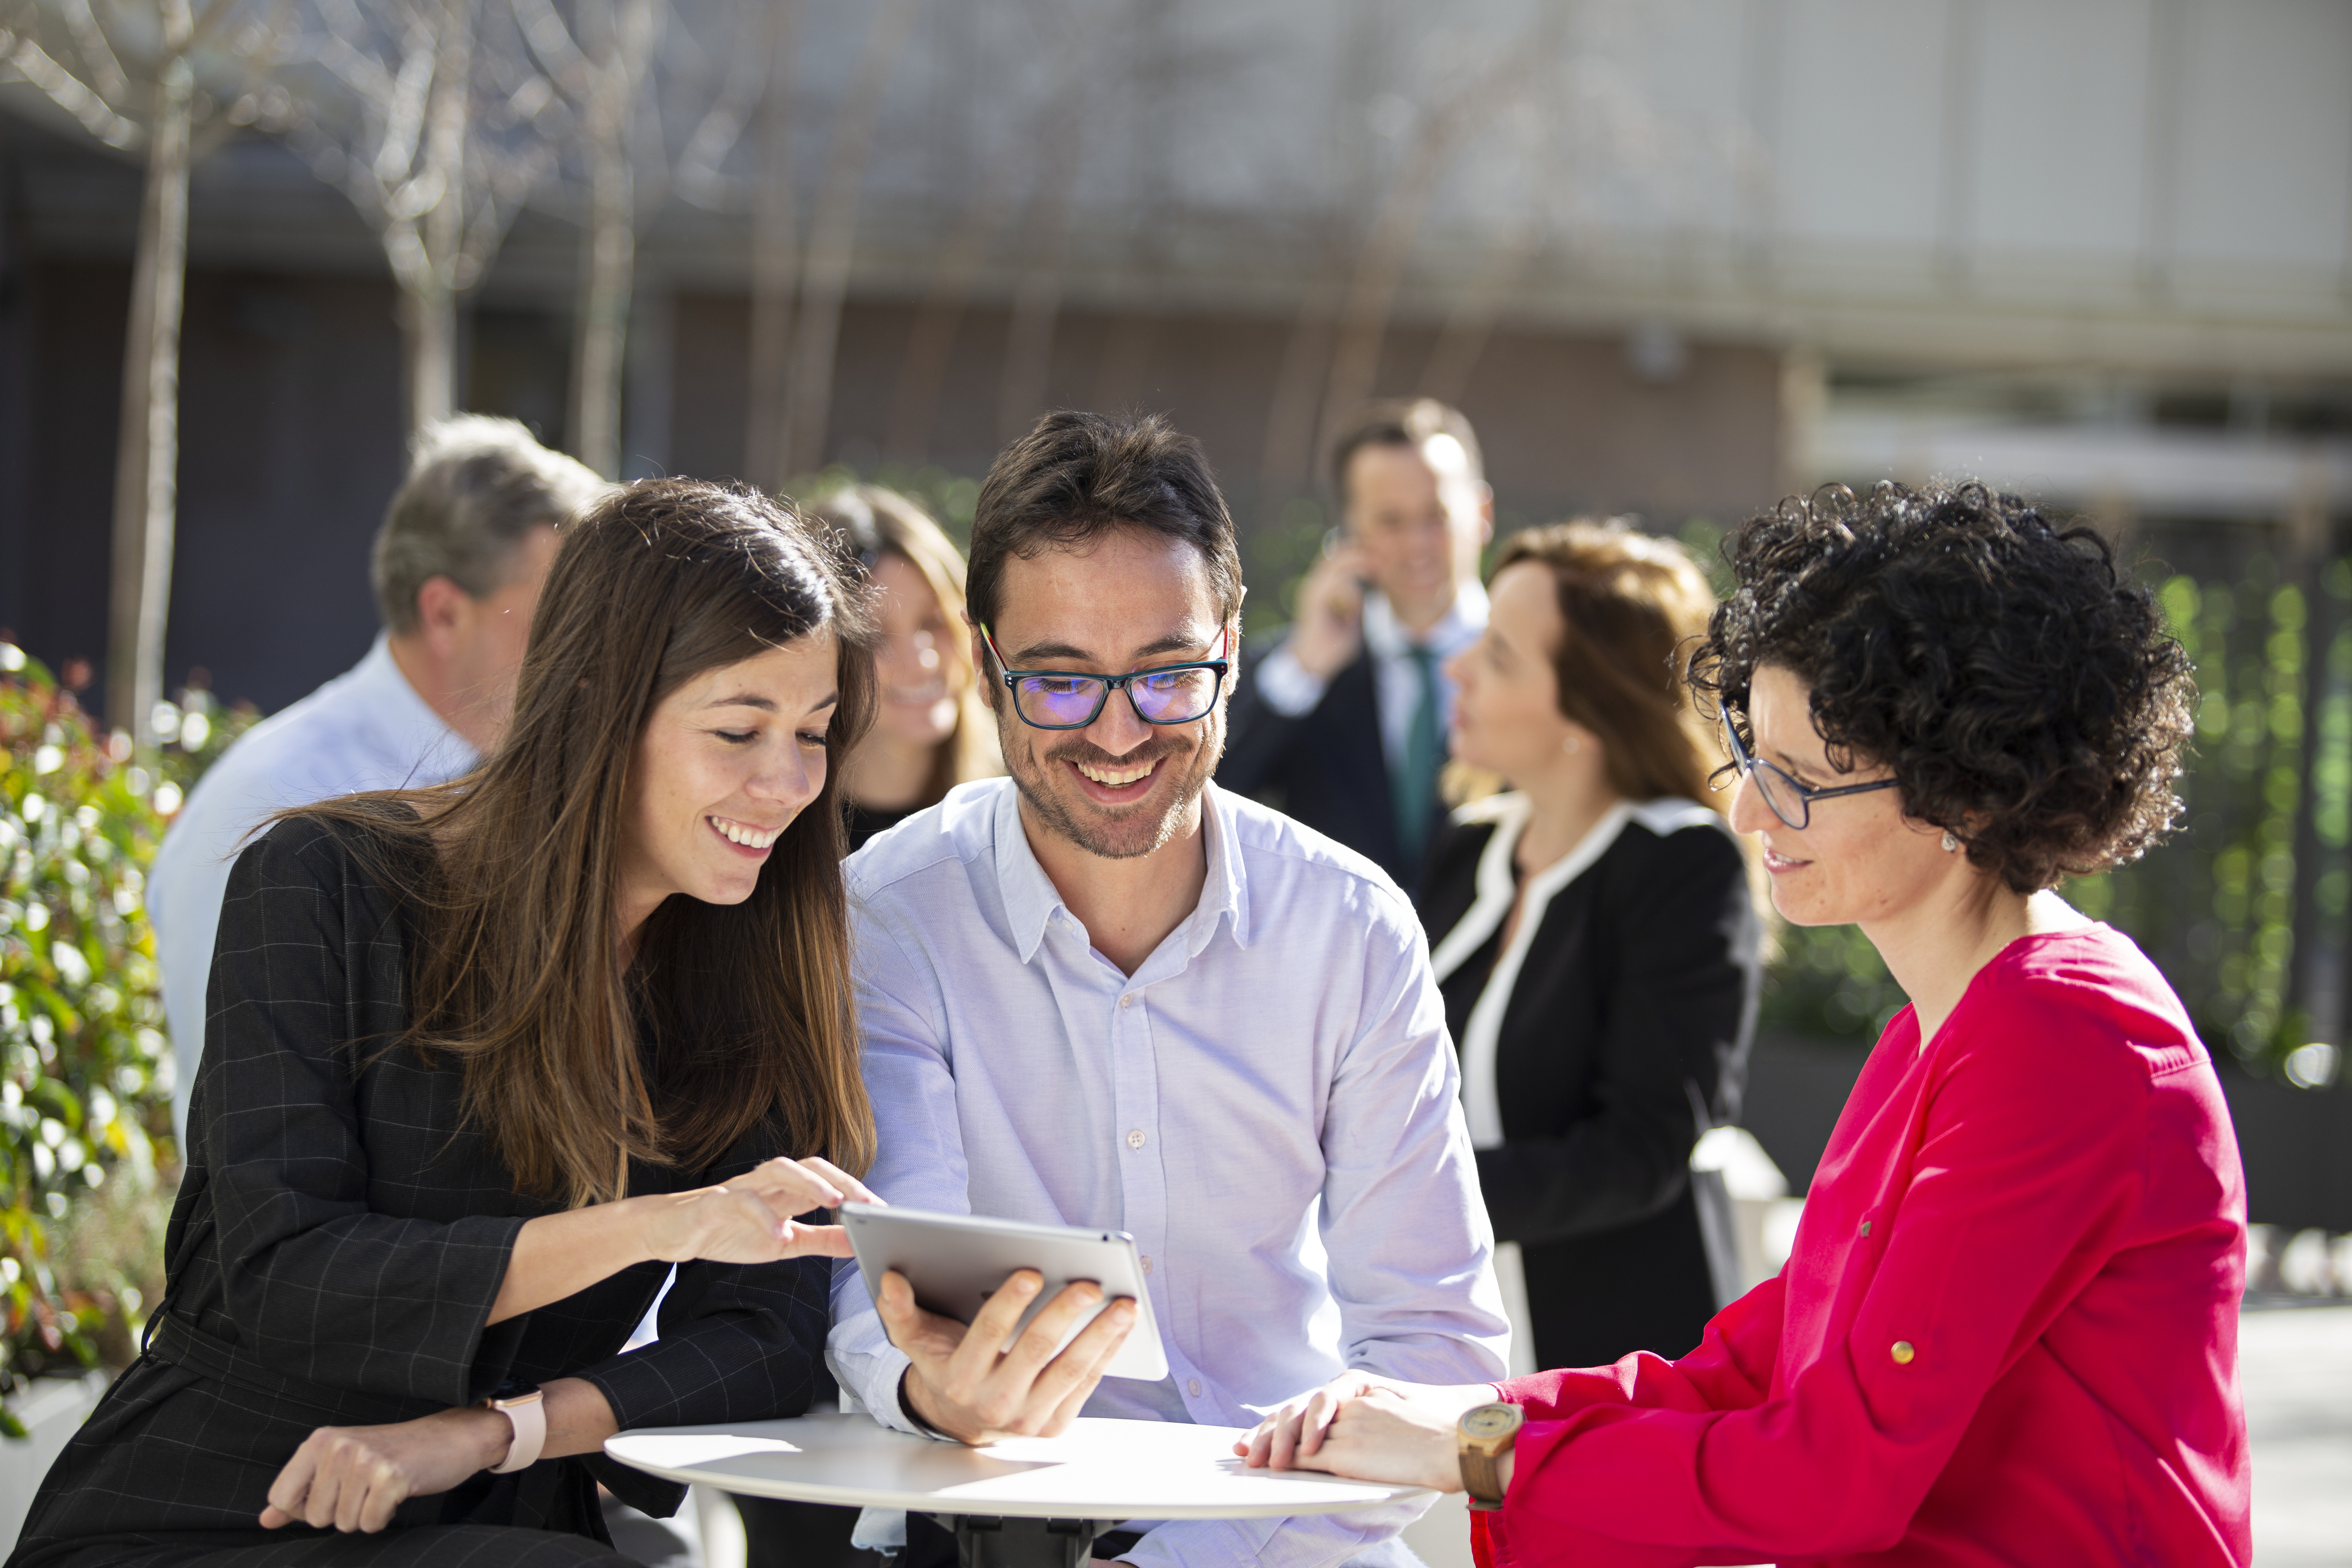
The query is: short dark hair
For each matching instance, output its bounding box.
[1688,481,2195,894]
[1329,398,1485,503]
[966,410,1244,640]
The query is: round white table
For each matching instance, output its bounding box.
[605,1410,1432,1567]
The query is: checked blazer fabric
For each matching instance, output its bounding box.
[9,817,835,1568]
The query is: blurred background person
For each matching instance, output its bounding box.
[1422,521,1760,1374]
[1222,399,1492,890]
[148,415,609,1137]
[806,485,1000,852]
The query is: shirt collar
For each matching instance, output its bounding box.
[990,778,1250,967]
[357,633,478,771]
[1362,578,1491,662]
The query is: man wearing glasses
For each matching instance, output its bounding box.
[827,410,1508,1568]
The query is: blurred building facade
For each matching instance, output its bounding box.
[5,0,2348,702]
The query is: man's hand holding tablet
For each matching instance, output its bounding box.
[880,1267,1136,1443]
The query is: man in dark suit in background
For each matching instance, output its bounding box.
[1220,398,1493,890]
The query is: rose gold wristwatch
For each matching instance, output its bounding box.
[481,1379,546,1474]
[1457,1401,1524,1511]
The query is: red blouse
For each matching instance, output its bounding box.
[1476,925,2249,1567]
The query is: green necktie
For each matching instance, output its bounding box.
[1396,644,1443,867]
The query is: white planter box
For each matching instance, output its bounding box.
[2,1372,108,1554]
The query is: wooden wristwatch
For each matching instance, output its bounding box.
[1457,1400,1524,1511]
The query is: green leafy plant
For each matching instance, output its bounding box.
[0,643,255,1432]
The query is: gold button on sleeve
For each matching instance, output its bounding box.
[1891,1340,1915,1364]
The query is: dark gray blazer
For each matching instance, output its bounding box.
[10,817,834,1568]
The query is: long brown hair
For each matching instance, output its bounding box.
[1487,520,1720,808]
[806,484,1001,807]
[299,480,879,1206]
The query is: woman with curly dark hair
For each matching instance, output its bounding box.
[1241,481,2251,1567]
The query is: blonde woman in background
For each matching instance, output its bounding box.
[808,486,1001,851]
[1420,522,1761,1374]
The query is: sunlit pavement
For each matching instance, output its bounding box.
[2245,1303,2352,1566]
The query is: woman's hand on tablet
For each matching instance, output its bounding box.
[640,1156,880,1266]
[489,1158,881,1325]
[882,1268,1136,1445]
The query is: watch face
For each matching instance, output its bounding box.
[1461,1403,1521,1440]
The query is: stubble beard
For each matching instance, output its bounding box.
[1001,707,1225,862]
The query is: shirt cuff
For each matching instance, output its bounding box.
[1253,644,1329,719]
[826,1328,929,1437]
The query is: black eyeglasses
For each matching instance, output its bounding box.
[1717,711,1899,830]
[979,624,1232,731]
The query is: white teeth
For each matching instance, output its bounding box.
[710,816,780,849]
[1077,760,1152,787]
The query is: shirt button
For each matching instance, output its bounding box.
[1120,994,1133,1008]
[1141,1255,1152,1274]
[1127,1129,1146,1149]
[1859,1220,1871,1237]
[1891,1341,1915,1365]
[1187,1378,1202,1397]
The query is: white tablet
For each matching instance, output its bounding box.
[840,1203,1170,1384]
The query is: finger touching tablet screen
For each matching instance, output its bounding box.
[841,1203,1170,1384]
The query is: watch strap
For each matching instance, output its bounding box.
[1461,1444,1505,1511]
[486,1390,546,1474]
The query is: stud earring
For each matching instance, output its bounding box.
[1941,830,1960,853]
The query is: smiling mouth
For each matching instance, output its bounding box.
[1762,844,1810,873]
[708,814,784,851]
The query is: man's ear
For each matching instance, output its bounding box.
[963,611,999,713]
[412,575,471,651]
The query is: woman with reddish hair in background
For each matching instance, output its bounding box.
[1244,482,2249,1567]
[1421,521,1759,1375]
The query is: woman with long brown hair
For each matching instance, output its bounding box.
[12,481,885,1568]
[1419,521,1761,1374]
[807,485,1001,851]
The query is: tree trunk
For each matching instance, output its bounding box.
[398,283,457,435]
[994,100,1086,446]
[569,0,656,479]
[780,0,917,482]
[743,0,800,493]
[397,0,477,437]
[105,18,194,744]
[883,166,1017,464]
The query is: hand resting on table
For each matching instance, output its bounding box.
[260,1155,879,1532]
[1237,1372,1507,1494]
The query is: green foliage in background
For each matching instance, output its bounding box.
[0,644,255,1428]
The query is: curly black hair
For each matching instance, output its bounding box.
[1687,481,2196,894]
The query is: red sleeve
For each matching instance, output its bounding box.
[1497,1271,1785,1422]
[1485,989,2153,1567]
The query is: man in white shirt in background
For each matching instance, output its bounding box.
[829,409,1507,1568]
[1219,399,1492,892]
[149,414,608,1135]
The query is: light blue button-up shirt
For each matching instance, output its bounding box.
[828,778,1508,1568]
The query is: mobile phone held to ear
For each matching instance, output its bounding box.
[841,1203,1170,1383]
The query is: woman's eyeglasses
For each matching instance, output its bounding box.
[978,624,1231,731]
[1717,711,1899,830]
